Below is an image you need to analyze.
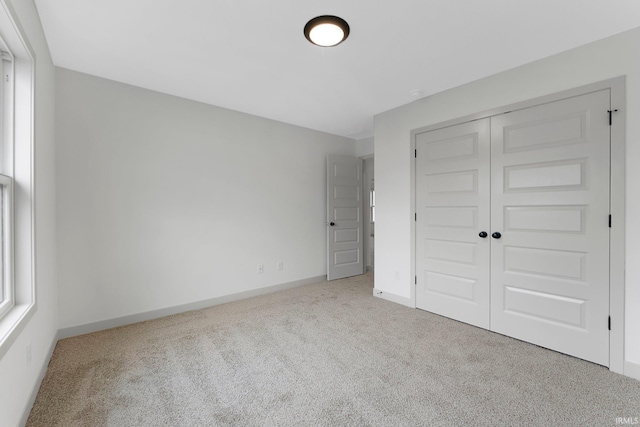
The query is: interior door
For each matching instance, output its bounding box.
[414,89,612,366]
[490,90,611,366]
[415,119,491,329]
[327,155,364,280]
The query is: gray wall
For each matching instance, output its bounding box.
[55,68,355,330]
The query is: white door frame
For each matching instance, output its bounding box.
[361,155,375,273]
[410,77,626,374]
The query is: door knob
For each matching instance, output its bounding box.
[492,232,502,239]
[329,222,335,226]
[479,231,488,238]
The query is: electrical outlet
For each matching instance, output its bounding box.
[257,264,264,274]
[277,261,283,271]
[26,343,32,366]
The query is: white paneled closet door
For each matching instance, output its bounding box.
[490,90,610,366]
[415,89,611,366]
[415,119,491,329]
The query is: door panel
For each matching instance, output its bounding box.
[327,155,364,280]
[490,90,610,366]
[415,119,491,329]
[414,89,611,367]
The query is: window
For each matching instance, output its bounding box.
[0,0,36,357]
[0,49,13,320]
[0,175,13,319]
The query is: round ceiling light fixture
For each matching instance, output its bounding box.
[304,15,350,47]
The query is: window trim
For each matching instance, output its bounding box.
[0,46,14,320]
[0,0,36,359]
[0,173,13,319]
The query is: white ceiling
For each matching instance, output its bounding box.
[35,0,640,139]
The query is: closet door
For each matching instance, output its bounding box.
[490,90,611,366]
[415,119,491,329]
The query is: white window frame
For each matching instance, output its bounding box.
[0,47,14,320]
[0,0,36,358]
[0,173,13,319]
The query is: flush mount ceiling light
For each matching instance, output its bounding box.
[304,15,350,47]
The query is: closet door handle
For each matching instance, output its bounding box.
[478,231,488,238]
[492,232,502,239]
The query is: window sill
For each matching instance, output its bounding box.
[0,302,35,359]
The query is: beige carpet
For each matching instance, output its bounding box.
[27,274,640,426]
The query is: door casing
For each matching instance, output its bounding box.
[410,77,626,374]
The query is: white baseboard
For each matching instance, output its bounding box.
[19,331,60,427]
[624,360,640,381]
[58,275,326,339]
[373,288,414,308]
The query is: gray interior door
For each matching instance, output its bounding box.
[327,155,364,280]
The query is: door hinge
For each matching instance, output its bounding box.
[415,213,417,221]
[414,149,417,158]
[415,275,417,285]
[608,316,611,331]
[609,215,612,228]
[608,109,618,126]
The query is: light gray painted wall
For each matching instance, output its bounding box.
[374,26,640,375]
[356,136,374,158]
[0,1,57,426]
[55,68,355,329]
